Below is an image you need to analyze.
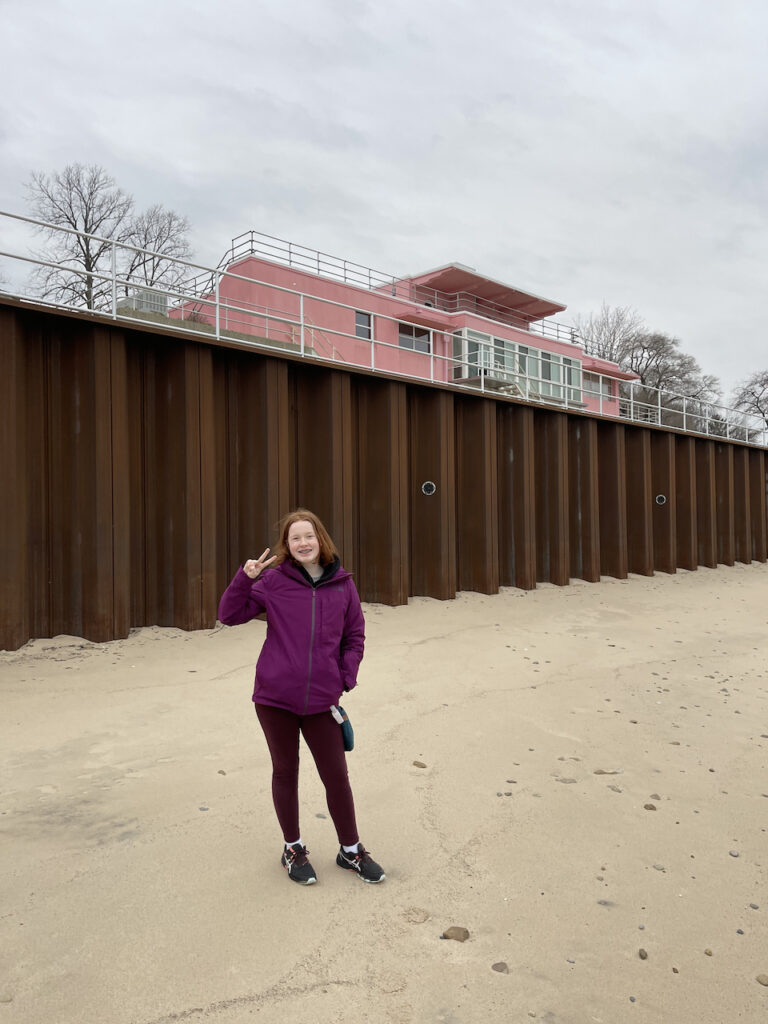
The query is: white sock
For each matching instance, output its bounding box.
[342,842,360,853]
[285,838,302,849]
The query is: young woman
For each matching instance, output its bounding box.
[217,509,385,886]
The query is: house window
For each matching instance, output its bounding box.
[398,323,430,353]
[562,356,582,401]
[355,311,372,340]
[584,372,613,398]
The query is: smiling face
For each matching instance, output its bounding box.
[287,520,320,568]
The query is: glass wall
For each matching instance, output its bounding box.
[451,329,582,401]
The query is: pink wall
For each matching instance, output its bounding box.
[171,255,631,413]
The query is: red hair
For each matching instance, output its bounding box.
[272,508,339,567]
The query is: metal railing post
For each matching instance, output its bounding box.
[429,331,434,382]
[657,387,662,425]
[630,384,635,422]
[111,243,117,318]
[299,294,305,356]
[683,396,687,431]
[215,271,220,340]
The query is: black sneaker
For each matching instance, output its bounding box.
[281,843,317,885]
[336,843,386,883]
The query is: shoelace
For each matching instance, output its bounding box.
[287,845,309,865]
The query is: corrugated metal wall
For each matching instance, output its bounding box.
[2,299,767,651]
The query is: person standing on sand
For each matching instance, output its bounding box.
[217,508,385,886]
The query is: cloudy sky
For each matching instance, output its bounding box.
[1,0,766,397]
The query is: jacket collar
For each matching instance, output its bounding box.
[278,555,348,587]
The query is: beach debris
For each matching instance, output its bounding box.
[650,793,661,800]
[652,864,666,872]
[756,975,768,987]
[638,949,648,960]
[412,761,427,768]
[597,899,616,907]
[315,812,327,819]
[629,996,637,1003]
[217,769,227,775]
[199,806,209,811]
[608,784,623,793]
[491,962,509,974]
[749,903,759,909]
[737,929,744,935]
[566,958,576,964]
[556,777,577,784]
[644,804,657,811]
[441,926,470,942]
[672,967,679,974]
[594,768,623,775]
[704,949,713,957]
[729,850,740,858]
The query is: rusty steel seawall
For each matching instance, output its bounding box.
[2,299,767,651]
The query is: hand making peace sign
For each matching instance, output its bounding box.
[243,548,277,580]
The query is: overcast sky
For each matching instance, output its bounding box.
[2,0,766,396]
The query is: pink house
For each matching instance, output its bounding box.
[174,232,636,414]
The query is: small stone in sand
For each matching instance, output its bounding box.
[638,949,648,960]
[491,962,509,974]
[594,768,622,775]
[729,850,740,858]
[217,769,227,775]
[756,975,768,987]
[650,793,661,800]
[442,926,470,942]
[413,761,427,768]
[749,903,759,909]
[704,949,713,956]
[557,778,577,784]
[644,804,657,811]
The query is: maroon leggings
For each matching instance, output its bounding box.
[254,703,359,847]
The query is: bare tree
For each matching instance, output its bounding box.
[122,204,192,293]
[731,370,768,428]
[26,163,192,310]
[574,302,645,363]
[27,164,134,309]
[625,331,720,402]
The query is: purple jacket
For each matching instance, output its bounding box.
[217,560,365,715]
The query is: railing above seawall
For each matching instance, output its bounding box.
[1,209,765,448]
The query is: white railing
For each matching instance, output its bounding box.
[0,209,765,447]
[188,228,581,346]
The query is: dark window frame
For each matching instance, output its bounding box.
[398,322,430,353]
[354,311,372,340]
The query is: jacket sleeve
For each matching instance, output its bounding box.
[339,581,365,692]
[218,567,268,625]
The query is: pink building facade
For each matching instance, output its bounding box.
[175,233,637,415]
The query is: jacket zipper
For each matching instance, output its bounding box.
[303,587,317,714]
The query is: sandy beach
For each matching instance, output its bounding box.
[2,563,767,1023]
